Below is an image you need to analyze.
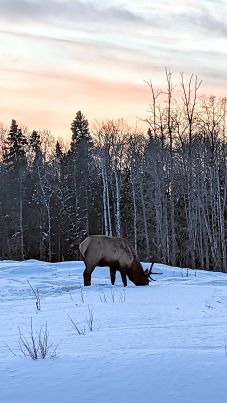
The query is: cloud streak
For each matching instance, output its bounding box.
[0,0,226,136]
[0,0,143,26]
[1,0,226,40]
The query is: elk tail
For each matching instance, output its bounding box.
[79,236,90,258]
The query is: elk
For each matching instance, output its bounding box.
[79,235,156,287]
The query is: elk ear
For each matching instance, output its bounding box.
[144,269,149,275]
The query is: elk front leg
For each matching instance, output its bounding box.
[83,265,95,286]
[121,273,127,287]
[110,267,116,285]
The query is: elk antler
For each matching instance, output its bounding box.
[147,263,163,281]
[148,263,154,276]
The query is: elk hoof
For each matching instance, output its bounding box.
[84,281,91,286]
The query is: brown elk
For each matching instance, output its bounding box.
[79,235,155,287]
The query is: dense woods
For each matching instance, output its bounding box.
[0,74,226,271]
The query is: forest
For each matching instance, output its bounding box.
[0,73,226,271]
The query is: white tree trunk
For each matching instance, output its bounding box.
[115,169,121,237]
[131,173,138,254]
[139,180,150,258]
[101,164,109,235]
[105,171,112,236]
[18,168,24,259]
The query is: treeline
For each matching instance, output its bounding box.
[0,74,226,271]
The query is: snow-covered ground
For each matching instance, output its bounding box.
[1,260,227,403]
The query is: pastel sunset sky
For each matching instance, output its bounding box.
[0,0,226,138]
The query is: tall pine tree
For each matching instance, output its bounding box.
[65,112,94,255]
[3,120,27,258]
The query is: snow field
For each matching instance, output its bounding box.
[1,260,227,403]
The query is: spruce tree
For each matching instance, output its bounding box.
[3,120,28,259]
[24,130,44,259]
[30,130,42,161]
[70,111,92,151]
[4,120,27,168]
[64,112,94,255]
[55,140,63,161]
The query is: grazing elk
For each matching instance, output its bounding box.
[79,235,155,287]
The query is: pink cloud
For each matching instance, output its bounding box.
[0,68,151,138]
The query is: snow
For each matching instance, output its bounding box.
[1,260,227,403]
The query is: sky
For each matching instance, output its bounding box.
[0,0,226,139]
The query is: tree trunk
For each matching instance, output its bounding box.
[115,169,121,237]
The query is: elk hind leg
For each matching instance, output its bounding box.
[110,267,116,285]
[83,264,95,286]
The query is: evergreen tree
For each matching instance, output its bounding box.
[4,120,27,168]
[30,130,42,161]
[24,130,44,259]
[2,120,28,259]
[70,111,92,151]
[55,140,63,161]
[64,111,95,255]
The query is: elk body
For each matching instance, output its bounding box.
[79,235,154,287]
